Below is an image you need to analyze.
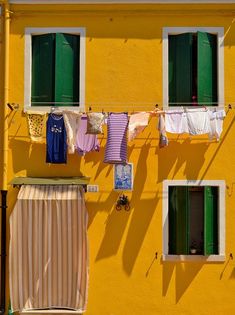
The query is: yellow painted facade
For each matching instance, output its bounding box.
[2,2,235,315]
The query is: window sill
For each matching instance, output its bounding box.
[24,106,82,113]
[163,105,224,110]
[162,254,225,262]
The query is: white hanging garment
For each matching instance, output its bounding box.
[165,109,189,134]
[158,114,168,148]
[208,109,226,141]
[186,108,211,135]
[63,111,82,154]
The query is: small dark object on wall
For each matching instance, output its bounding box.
[116,194,130,211]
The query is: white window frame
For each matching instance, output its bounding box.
[24,27,86,112]
[162,179,226,262]
[162,27,224,109]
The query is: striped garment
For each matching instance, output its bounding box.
[104,112,128,164]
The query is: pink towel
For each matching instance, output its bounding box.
[128,112,150,141]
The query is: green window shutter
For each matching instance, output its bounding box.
[197,32,217,106]
[169,186,189,254]
[169,33,193,105]
[204,187,218,255]
[55,33,80,106]
[31,34,55,106]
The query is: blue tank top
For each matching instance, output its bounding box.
[46,114,67,164]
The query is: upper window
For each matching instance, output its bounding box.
[162,180,225,261]
[169,32,217,106]
[163,27,224,108]
[32,33,80,107]
[24,28,85,111]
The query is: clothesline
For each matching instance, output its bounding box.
[3,99,233,114]
[24,107,227,166]
[18,103,235,115]
[23,105,231,116]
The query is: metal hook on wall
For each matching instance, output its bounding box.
[116,193,130,211]
[7,103,19,111]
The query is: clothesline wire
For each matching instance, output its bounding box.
[15,102,235,115]
[24,105,231,115]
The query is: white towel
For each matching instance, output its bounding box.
[186,108,211,135]
[165,109,189,134]
[208,110,226,141]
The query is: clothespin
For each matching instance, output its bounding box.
[150,104,163,117]
[50,106,56,113]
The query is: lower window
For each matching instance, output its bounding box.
[163,180,225,260]
[169,186,218,255]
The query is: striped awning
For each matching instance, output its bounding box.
[9,185,89,313]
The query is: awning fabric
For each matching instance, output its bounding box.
[10,176,90,187]
[9,185,88,313]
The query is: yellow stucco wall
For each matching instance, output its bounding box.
[4,3,235,315]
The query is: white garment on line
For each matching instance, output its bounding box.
[186,108,211,135]
[63,110,82,154]
[158,114,168,148]
[165,109,189,134]
[208,109,226,141]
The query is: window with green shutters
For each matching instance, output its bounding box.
[31,33,80,106]
[168,186,218,255]
[168,32,218,106]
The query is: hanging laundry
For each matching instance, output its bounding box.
[186,108,211,135]
[208,110,226,141]
[63,110,82,154]
[165,109,189,134]
[128,112,150,141]
[26,111,47,142]
[104,112,128,164]
[76,114,100,156]
[46,114,67,164]
[86,112,105,134]
[158,114,168,148]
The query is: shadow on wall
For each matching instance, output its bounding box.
[9,138,85,177]
[94,201,131,261]
[93,143,158,276]
[175,262,204,303]
[122,142,158,275]
[162,261,204,303]
[84,137,136,182]
[229,268,235,279]
[84,141,114,181]
[157,138,209,183]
